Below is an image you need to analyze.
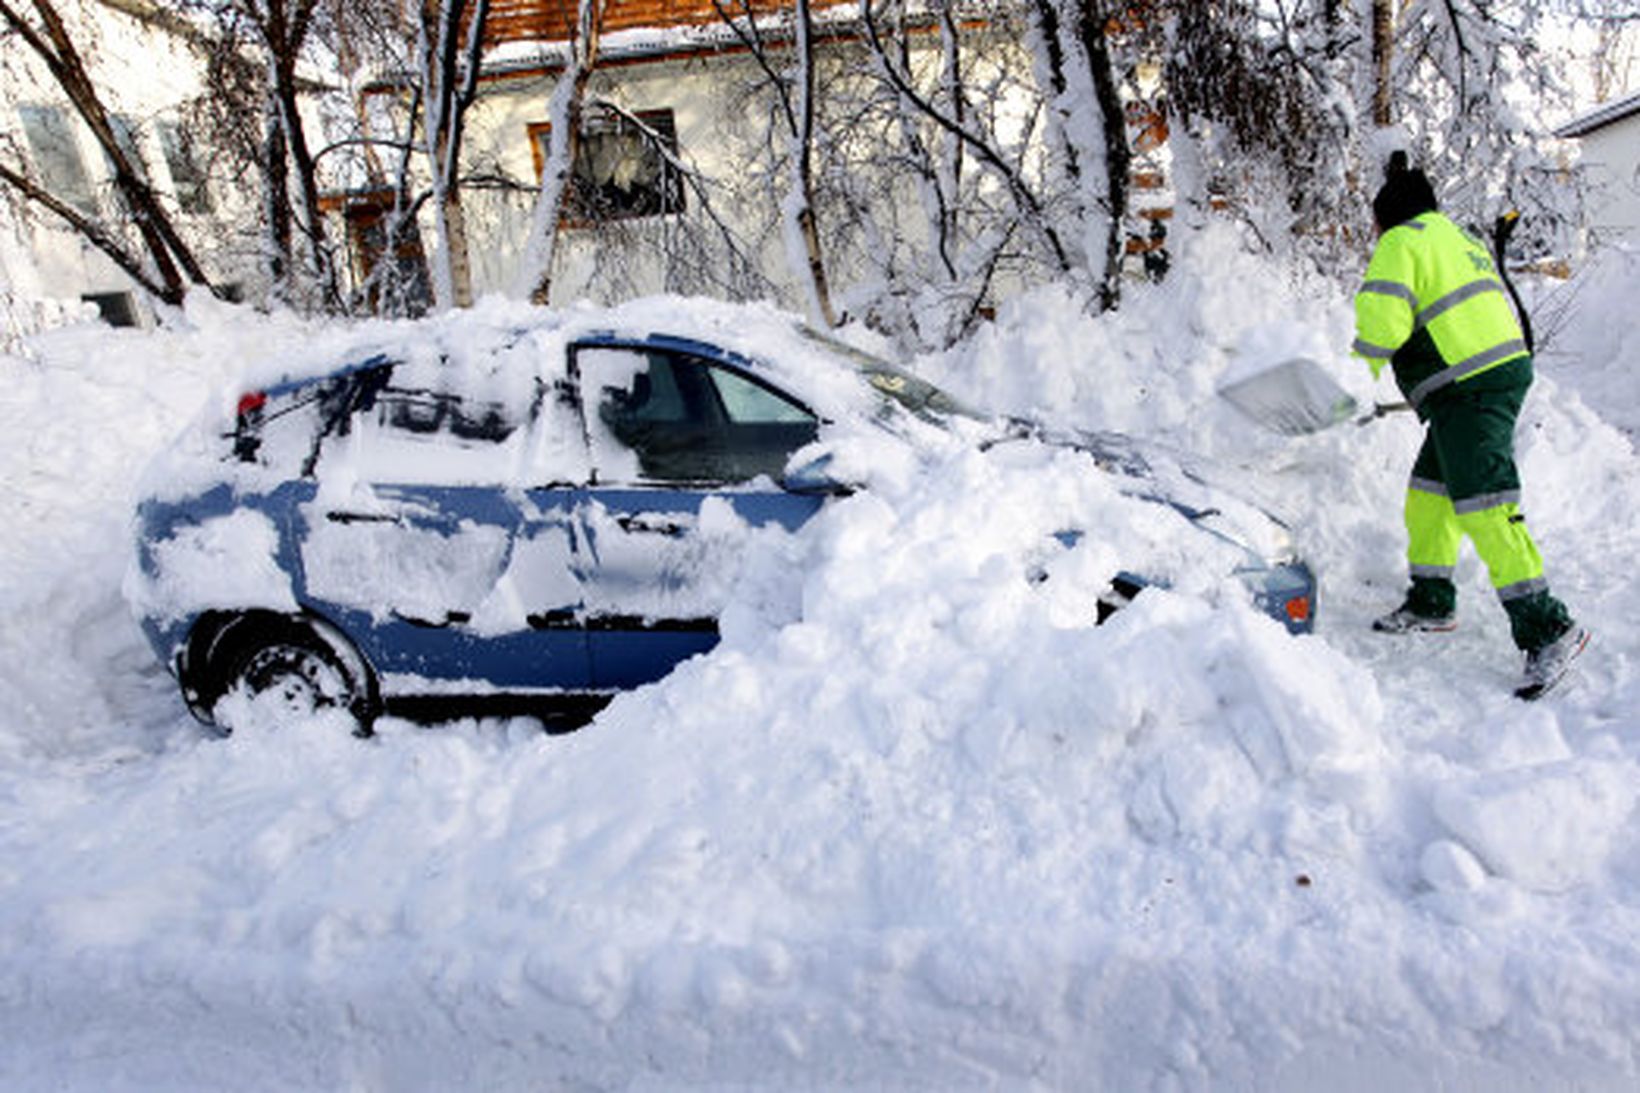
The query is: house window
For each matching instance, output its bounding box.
[157,119,212,215]
[17,104,96,216]
[530,108,684,224]
[82,292,140,328]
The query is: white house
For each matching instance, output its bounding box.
[348,0,1041,317]
[337,0,1170,328]
[1556,90,1640,248]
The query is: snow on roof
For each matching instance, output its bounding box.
[1555,89,1640,138]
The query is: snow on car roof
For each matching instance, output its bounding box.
[230,294,899,426]
[137,295,943,504]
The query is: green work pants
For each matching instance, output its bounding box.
[1400,356,1572,651]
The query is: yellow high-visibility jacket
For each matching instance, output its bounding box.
[1352,211,1528,411]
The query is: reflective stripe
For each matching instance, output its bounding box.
[1408,339,1529,407]
[1497,576,1549,602]
[1396,220,1428,232]
[1408,476,1448,496]
[1410,563,1455,580]
[1453,490,1522,516]
[1352,337,1394,360]
[1415,279,1507,331]
[1361,280,1419,309]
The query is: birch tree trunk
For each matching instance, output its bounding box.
[419,0,488,309]
[788,0,838,328]
[520,0,603,305]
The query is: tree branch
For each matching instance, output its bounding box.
[0,159,178,302]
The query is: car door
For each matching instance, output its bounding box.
[573,340,826,689]
[296,360,591,691]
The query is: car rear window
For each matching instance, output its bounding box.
[229,371,370,475]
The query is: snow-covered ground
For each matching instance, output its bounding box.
[2,228,1636,1090]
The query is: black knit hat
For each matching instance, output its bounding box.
[1372,151,1438,230]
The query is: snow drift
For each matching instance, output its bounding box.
[1,227,1637,1090]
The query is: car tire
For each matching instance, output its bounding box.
[192,613,380,736]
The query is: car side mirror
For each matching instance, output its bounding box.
[783,451,853,496]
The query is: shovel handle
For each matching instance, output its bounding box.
[1493,211,1535,355]
[1356,401,1411,425]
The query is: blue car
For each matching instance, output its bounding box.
[128,299,1316,734]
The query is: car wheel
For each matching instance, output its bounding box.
[196,614,379,736]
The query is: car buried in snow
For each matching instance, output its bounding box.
[127,298,1316,734]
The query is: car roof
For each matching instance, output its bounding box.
[238,296,893,424]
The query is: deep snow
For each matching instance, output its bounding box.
[1,227,1637,1090]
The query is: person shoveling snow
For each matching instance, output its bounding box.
[1350,151,1588,700]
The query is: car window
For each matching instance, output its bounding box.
[229,364,390,478]
[325,358,536,486]
[712,367,815,424]
[229,382,331,473]
[578,345,818,485]
[377,389,518,444]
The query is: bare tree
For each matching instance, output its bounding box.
[179,3,296,304]
[417,0,489,308]
[1025,0,1133,310]
[1390,0,1585,259]
[1575,1,1640,102]
[852,0,1150,341]
[577,99,774,302]
[708,0,838,327]
[1157,1,1368,260]
[844,0,981,345]
[0,154,181,299]
[300,0,463,316]
[231,0,343,308]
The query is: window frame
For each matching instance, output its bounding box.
[18,103,97,216]
[157,118,213,216]
[527,106,686,227]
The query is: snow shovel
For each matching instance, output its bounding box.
[1217,356,1360,436]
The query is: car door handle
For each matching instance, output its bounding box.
[325,511,402,525]
[392,610,472,629]
[615,514,688,536]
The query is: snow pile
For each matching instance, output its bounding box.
[1532,244,1640,439]
[2,233,1639,1090]
[1433,758,1636,893]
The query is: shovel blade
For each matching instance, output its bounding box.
[1217,357,1360,436]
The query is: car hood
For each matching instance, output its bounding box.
[989,419,1299,566]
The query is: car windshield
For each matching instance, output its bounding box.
[797,326,984,424]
